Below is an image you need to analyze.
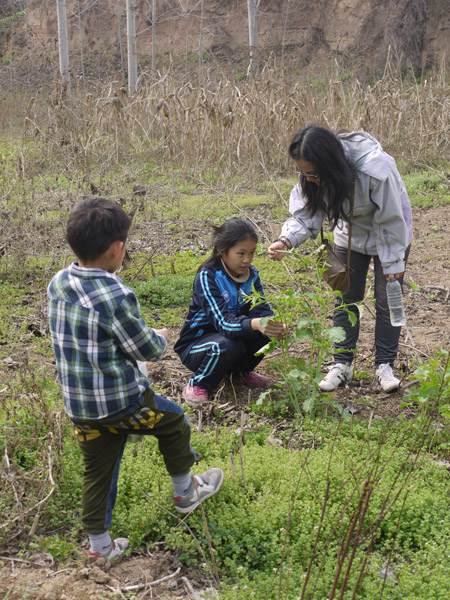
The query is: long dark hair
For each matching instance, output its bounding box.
[199,218,258,271]
[289,125,354,228]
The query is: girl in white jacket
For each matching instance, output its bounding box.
[269,125,413,393]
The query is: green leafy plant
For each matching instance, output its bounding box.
[34,534,79,562]
[402,349,450,418]
[247,248,360,414]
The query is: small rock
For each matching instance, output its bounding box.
[78,567,90,578]
[36,586,58,600]
[198,588,219,599]
[434,459,450,469]
[379,564,398,583]
[88,565,111,584]
[265,434,283,446]
[29,551,54,565]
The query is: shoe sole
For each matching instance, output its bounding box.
[182,390,210,409]
[88,550,128,568]
[319,376,353,392]
[183,396,210,409]
[175,470,225,514]
[378,381,401,393]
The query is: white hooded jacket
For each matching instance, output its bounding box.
[280,131,413,274]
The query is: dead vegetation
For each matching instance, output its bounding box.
[17,56,450,182]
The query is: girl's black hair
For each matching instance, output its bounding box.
[67,196,131,262]
[199,218,258,271]
[289,124,354,228]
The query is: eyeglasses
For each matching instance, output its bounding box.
[295,169,320,180]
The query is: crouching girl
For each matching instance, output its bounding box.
[175,218,285,408]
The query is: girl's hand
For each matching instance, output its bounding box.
[251,318,286,340]
[268,240,288,261]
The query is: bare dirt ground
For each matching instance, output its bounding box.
[0,204,449,600]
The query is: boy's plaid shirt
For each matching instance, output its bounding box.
[47,263,167,421]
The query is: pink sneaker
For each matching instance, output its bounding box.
[233,372,269,389]
[182,384,210,408]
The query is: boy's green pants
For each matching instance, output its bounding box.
[72,388,196,534]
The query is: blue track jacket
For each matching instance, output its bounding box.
[174,262,274,356]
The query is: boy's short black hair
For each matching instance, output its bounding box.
[67,197,131,262]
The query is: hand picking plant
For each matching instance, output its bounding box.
[246,247,360,414]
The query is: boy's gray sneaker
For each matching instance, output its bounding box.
[87,537,129,566]
[319,363,353,392]
[376,363,400,393]
[173,468,224,514]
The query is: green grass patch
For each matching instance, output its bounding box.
[0,283,36,346]
[138,305,187,328]
[141,192,275,222]
[109,423,450,598]
[133,273,195,308]
[403,169,450,207]
[3,352,450,598]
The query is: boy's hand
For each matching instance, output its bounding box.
[154,328,169,342]
[251,318,285,340]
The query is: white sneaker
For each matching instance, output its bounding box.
[319,363,353,392]
[376,363,400,393]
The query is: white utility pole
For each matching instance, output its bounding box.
[247,0,260,78]
[117,0,125,78]
[126,0,138,92]
[152,0,157,72]
[199,0,204,77]
[56,0,71,91]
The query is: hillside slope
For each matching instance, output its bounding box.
[1,0,449,86]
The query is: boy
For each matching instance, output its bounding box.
[48,197,224,566]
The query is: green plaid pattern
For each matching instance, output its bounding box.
[48,263,167,421]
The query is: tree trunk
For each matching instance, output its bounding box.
[56,0,71,92]
[184,0,189,79]
[117,0,125,79]
[77,0,85,80]
[151,0,156,73]
[247,0,259,78]
[126,0,138,92]
[199,0,204,78]
[281,0,292,65]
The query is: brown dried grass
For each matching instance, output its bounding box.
[22,57,449,180]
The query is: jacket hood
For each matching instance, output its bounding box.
[339,131,393,182]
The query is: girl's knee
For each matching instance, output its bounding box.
[219,337,245,358]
